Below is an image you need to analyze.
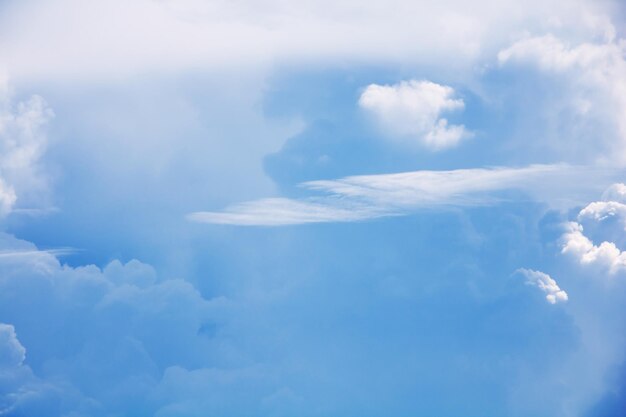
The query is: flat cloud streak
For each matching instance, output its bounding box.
[189,164,617,226]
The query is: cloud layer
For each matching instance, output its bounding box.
[190,164,614,226]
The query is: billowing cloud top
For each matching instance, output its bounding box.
[358,80,471,150]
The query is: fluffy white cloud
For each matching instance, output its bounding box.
[0,78,54,217]
[358,80,471,150]
[0,232,233,416]
[561,221,626,274]
[0,323,25,368]
[561,183,626,274]
[517,269,568,304]
[190,164,614,226]
[578,201,626,226]
[601,183,626,202]
[499,34,626,165]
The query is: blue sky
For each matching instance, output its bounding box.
[0,0,626,416]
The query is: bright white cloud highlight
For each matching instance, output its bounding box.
[358,80,471,150]
[190,164,612,226]
[517,269,568,304]
[561,221,626,274]
[561,183,626,275]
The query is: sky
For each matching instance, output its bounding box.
[1,0,626,416]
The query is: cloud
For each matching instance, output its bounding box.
[578,201,626,226]
[601,183,626,203]
[562,221,626,274]
[0,323,25,368]
[560,184,626,275]
[0,0,615,81]
[0,232,231,416]
[358,80,472,150]
[189,164,614,226]
[517,269,568,304]
[498,34,626,165]
[0,79,54,217]
[188,197,388,226]
[0,228,592,416]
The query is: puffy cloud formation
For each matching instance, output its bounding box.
[0,226,596,416]
[358,80,471,150]
[517,269,568,304]
[0,76,54,217]
[601,183,626,203]
[561,183,626,274]
[0,323,25,367]
[190,164,613,226]
[0,232,231,416]
[498,34,626,165]
[561,222,626,274]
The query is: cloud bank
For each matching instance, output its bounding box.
[0,0,616,81]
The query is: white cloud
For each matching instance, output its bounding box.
[561,221,626,274]
[0,232,230,415]
[188,197,388,226]
[561,183,626,274]
[0,323,25,368]
[498,34,626,165]
[517,268,568,304]
[578,201,626,225]
[0,0,616,82]
[358,80,471,150]
[0,81,54,217]
[601,182,626,202]
[0,178,16,216]
[189,164,614,226]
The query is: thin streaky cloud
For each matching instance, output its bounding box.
[189,164,617,226]
[0,247,79,259]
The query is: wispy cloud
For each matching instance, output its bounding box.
[0,247,78,259]
[189,164,614,226]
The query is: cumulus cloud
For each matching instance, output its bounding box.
[561,183,626,274]
[189,164,614,226]
[358,80,471,150]
[561,221,626,274]
[0,78,54,217]
[601,183,626,203]
[517,268,568,304]
[0,232,232,416]
[578,201,626,226]
[0,323,25,368]
[498,34,626,165]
